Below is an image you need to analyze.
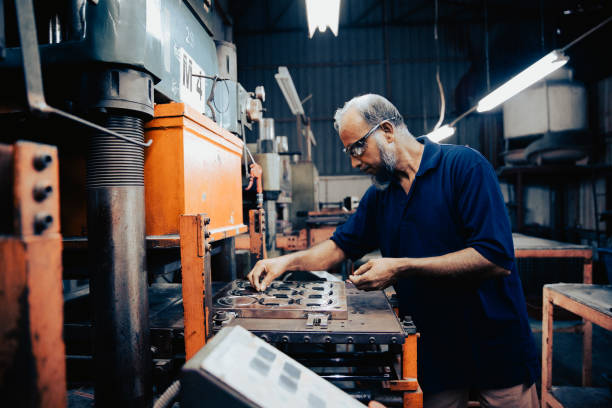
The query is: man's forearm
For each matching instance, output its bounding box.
[282,239,346,272]
[396,247,510,279]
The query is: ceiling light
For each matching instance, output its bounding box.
[426,125,455,143]
[274,66,304,116]
[477,49,568,112]
[305,0,341,38]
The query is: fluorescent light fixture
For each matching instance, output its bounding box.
[274,66,304,115]
[477,49,569,112]
[305,0,341,38]
[426,125,455,143]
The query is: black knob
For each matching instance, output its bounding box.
[33,154,52,171]
[33,183,53,202]
[34,213,53,234]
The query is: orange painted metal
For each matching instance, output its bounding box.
[0,141,66,407]
[249,208,267,260]
[541,285,612,407]
[401,335,418,380]
[309,226,336,247]
[179,214,213,360]
[145,103,247,242]
[276,229,308,251]
[275,226,334,251]
[514,248,593,284]
[401,334,422,408]
[402,386,423,408]
[235,233,250,250]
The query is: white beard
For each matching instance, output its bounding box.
[372,138,396,191]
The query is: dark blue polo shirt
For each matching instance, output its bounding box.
[331,136,539,393]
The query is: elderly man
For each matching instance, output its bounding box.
[247,94,539,408]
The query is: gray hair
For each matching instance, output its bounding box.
[333,94,407,132]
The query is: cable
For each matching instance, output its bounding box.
[153,380,181,408]
[432,0,446,131]
[561,15,612,52]
[444,15,612,131]
[192,74,231,121]
[50,107,153,148]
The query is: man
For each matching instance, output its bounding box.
[247,94,539,408]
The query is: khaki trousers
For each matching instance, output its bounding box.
[424,383,540,408]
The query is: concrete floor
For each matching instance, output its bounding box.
[529,318,612,390]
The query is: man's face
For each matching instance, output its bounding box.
[338,108,396,188]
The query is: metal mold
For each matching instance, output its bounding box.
[217,296,257,307]
[212,280,348,319]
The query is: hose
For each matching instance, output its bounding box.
[153,380,181,408]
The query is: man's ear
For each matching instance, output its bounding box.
[380,121,395,143]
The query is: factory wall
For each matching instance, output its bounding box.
[236,16,497,175]
[318,175,372,204]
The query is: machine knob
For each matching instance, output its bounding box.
[34,213,53,234]
[33,153,52,171]
[33,183,53,201]
[254,86,266,102]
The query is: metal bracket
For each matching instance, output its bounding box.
[306,313,329,328]
[13,0,152,147]
[212,311,237,328]
[401,316,417,335]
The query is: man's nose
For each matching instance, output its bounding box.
[350,156,361,168]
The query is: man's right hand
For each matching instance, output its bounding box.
[247,258,289,291]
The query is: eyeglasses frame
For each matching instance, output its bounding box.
[342,118,395,158]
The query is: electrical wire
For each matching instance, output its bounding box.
[444,14,612,131]
[432,0,446,131]
[560,15,612,52]
[153,380,181,408]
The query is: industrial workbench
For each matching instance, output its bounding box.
[542,283,612,408]
[513,233,593,284]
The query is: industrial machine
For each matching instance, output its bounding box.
[210,280,422,406]
[0,0,264,406]
[0,2,421,408]
[181,325,366,408]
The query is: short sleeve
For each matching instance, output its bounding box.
[455,159,515,271]
[330,186,379,260]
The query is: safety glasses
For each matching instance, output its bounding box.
[342,119,393,158]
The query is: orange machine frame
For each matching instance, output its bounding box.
[145,103,247,242]
[0,141,66,407]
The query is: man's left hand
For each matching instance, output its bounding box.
[348,258,402,290]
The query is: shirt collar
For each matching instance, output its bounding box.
[415,136,443,177]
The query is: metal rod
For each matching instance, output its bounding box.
[561,15,612,52]
[50,107,153,147]
[484,0,491,90]
[382,0,392,100]
[88,114,151,407]
[449,105,478,127]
